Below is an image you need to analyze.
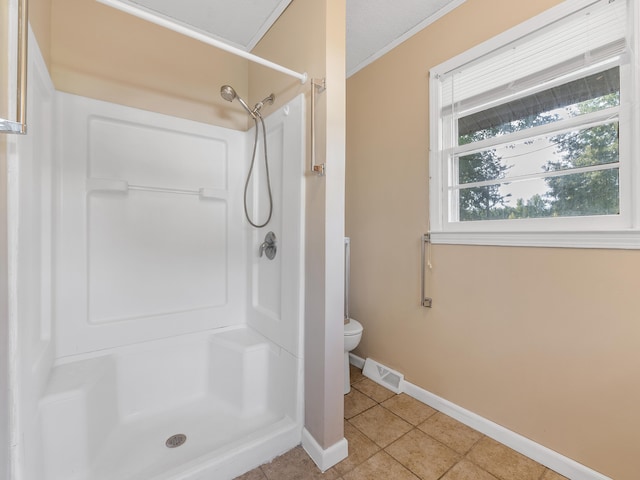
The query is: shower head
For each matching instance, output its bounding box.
[220,85,256,118]
[220,84,236,102]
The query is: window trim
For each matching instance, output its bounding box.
[428,0,640,249]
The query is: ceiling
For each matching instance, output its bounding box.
[345,0,465,77]
[107,0,466,77]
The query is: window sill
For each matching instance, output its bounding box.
[430,230,640,249]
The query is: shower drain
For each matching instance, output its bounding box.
[165,434,187,448]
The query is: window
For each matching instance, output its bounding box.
[429,0,639,248]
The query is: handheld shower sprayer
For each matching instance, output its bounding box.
[220,85,256,118]
[219,84,276,228]
[220,85,276,120]
[220,86,275,118]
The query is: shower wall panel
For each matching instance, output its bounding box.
[55,94,247,357]
[246,96,305,357]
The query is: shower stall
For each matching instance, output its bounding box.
[7,33,306,480]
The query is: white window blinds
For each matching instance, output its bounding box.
[440,0,628,114]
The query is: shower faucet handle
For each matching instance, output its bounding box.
[259,231,277,260]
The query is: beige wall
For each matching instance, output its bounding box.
[252,0,347,452]
[346,1,640,479]
[29,0,51,66]
[48,0,249,130]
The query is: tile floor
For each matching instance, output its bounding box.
[234,365,568,480]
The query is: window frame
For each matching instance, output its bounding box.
[428,0,640,249]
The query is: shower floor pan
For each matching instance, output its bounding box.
[37,326,302,480]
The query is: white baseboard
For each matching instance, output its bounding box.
[350,356,610,480]
[301,428,348,473]
[348,353,365,369]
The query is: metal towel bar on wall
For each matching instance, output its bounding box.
[1,0,28,134]
[421,234,433,308]
[310,78,326,176]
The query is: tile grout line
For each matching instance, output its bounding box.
[346,368,561,480]
[237,366,567,479]
[348,375,462,479]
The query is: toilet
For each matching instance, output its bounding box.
[343,237,363,394]
[344,318,363,394]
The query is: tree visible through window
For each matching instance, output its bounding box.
[545,94,620,218]
[456,69,620,222]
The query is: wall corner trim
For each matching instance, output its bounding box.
[301,428,348,473]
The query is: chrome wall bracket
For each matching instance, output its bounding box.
[421,233,433,308]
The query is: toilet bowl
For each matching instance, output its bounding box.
[344,318,363,394]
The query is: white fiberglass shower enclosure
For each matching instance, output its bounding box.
[7,34,305,480]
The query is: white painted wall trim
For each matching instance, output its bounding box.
[301,428,348,473]
[430,230,640,249]
[348,352,365,369]
[349,355,611,480]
